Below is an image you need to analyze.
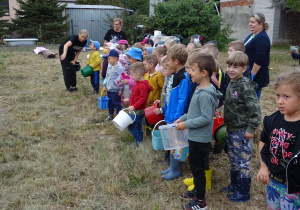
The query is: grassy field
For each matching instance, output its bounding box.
[0,45,297,210]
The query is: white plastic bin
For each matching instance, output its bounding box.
[158,124,188,150]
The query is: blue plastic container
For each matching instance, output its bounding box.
[98,90,109,110]
[152,130,164,151]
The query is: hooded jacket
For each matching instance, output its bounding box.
[144,71,164,107]
[224,77,261,134]
[129,80,153,110]
[103,62,124,92]
[86,51,102,71]
[180,84,222,143]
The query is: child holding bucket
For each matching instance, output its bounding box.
[86,40,102,94]
[175,52,222,210]
[103,49,124,121]
[123,62,153,147]
[221,51,261,202]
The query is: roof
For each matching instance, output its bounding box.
[64,4,123,10]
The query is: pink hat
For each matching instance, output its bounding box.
[117,39,128,45]
[140,38,148,44]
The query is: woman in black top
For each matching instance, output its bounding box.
[104,18,127,45]
[59,29,88,92]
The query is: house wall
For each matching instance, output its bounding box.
[149,0,163,16]
[1,0,18,20]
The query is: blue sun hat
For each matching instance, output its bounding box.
[125,47,143,61]
[146,47,153,54]
[90,39,100,50]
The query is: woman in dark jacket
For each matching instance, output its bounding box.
[244,13,271,100]
[59,29,88,92]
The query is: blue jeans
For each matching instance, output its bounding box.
[90,71,99,93]
[127,113,144,143]
[107,91,122,116]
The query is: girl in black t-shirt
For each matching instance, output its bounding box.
[59,29,88,92]
[258,71,300,209]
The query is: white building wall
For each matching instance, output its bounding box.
[149,0,163,16]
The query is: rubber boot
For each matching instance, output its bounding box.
[160,154,172,175]
[205,167,213,191]
[221,170,238,193]
[163,155,183,180]
[228,177,251,202]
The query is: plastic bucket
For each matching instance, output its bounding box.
[112,109,136,131]
[158,124,188,150]
[214,125,227,148]
[145,101,164,125]
[98,90,109,110]
[81,65,94,77]
[151,120,165,151]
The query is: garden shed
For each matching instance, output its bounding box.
[63,4,123,44]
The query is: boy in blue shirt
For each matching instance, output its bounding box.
[176,52,222,209]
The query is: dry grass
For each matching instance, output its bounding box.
[0,45,297,210]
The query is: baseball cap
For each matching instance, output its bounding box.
[117,39,129,45]
[125,47,143,61]
[90,39,100,50]
[140,38,154,47]
[107,49,119,58]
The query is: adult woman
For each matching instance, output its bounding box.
[244,13,271,100]
[59,29,88,92]
[104,18,127,45]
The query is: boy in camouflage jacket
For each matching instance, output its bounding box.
[222,52,261,202]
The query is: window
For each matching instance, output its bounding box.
[1,0,9,16]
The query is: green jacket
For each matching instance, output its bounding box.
[224,77,261,134]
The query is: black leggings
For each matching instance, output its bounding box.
[60,57,76,89]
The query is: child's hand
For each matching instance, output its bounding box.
[127,106,135,112]
[174,118,182,124]
[175,122,186,130]
[122,79,128,85]
[118,91,123,96]
[125,73,130,77]
[257,166,270,185]
[154,100,160,104]
[123,98,129,103]
[102,87,106,91]
[154,108,161,115]
[244,131,254,140]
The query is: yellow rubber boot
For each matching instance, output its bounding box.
[205,167,213,191]
[183,177,194,186]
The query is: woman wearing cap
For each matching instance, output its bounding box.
[59,29,88,92]
[104,18,127,45]
[244,12,271,100]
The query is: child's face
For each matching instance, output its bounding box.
[226,64,246,82]
[130,70,140,82]
[167,57,177,71]
[275,84,300,119]
[108,56,118,65]
[143,61,153,72]
[187,44,195,55]
[227,46,235,56]
[120,44,127,50]
[163,62,173,77]
[143,49,149,56]
[185,63,192,77]
[126,55,138,64]
[190,62,206,83]
[152,50,163,60]
[90,43,96,51]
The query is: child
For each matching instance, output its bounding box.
[103,49,124,120]
[124,62,153,147]
[221,51,261,202]
[143,54,164,107]
[140,38,154,48]
[132,43,144,51]
[175,51,222,209]
[143,47,153,57]
[160,44,191,180]
[257,71,300,209]
[86,40,102,94]
[187,42,202,55]
[152,45,168,76]
[117,39,129,53]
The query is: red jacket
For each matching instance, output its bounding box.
[129,80,153,110]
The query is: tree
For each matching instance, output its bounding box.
[9,0,69,43]
[142,0,232,49]
[272,0,300,13]
[75,0,100,4]
[0,0,9,39]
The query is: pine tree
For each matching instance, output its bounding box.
[0,0,9,39]
[10,0,69,43]
[75,0,100,4]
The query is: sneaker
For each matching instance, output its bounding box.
[93,91,98,95]
[180,189,196,201]
[129,142,138,148]
[182,198,207,210]
[136,141,143,147]
[106,115,114,121]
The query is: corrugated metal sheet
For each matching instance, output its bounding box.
[65,5,123,44]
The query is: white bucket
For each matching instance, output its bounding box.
[112,109,136,131]
[154,30,161,36]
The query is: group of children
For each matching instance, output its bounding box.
[82,36,300,210]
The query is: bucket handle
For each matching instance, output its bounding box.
[152,120,165,136]
[100,89,107,99]
[123,108,136,123]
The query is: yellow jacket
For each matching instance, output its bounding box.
[86,51,102,71]
[144,71,165,107]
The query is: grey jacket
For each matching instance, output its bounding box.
[103,62,124,92]
[180,84,222,143]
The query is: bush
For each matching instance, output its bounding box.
[142,0,233,49]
